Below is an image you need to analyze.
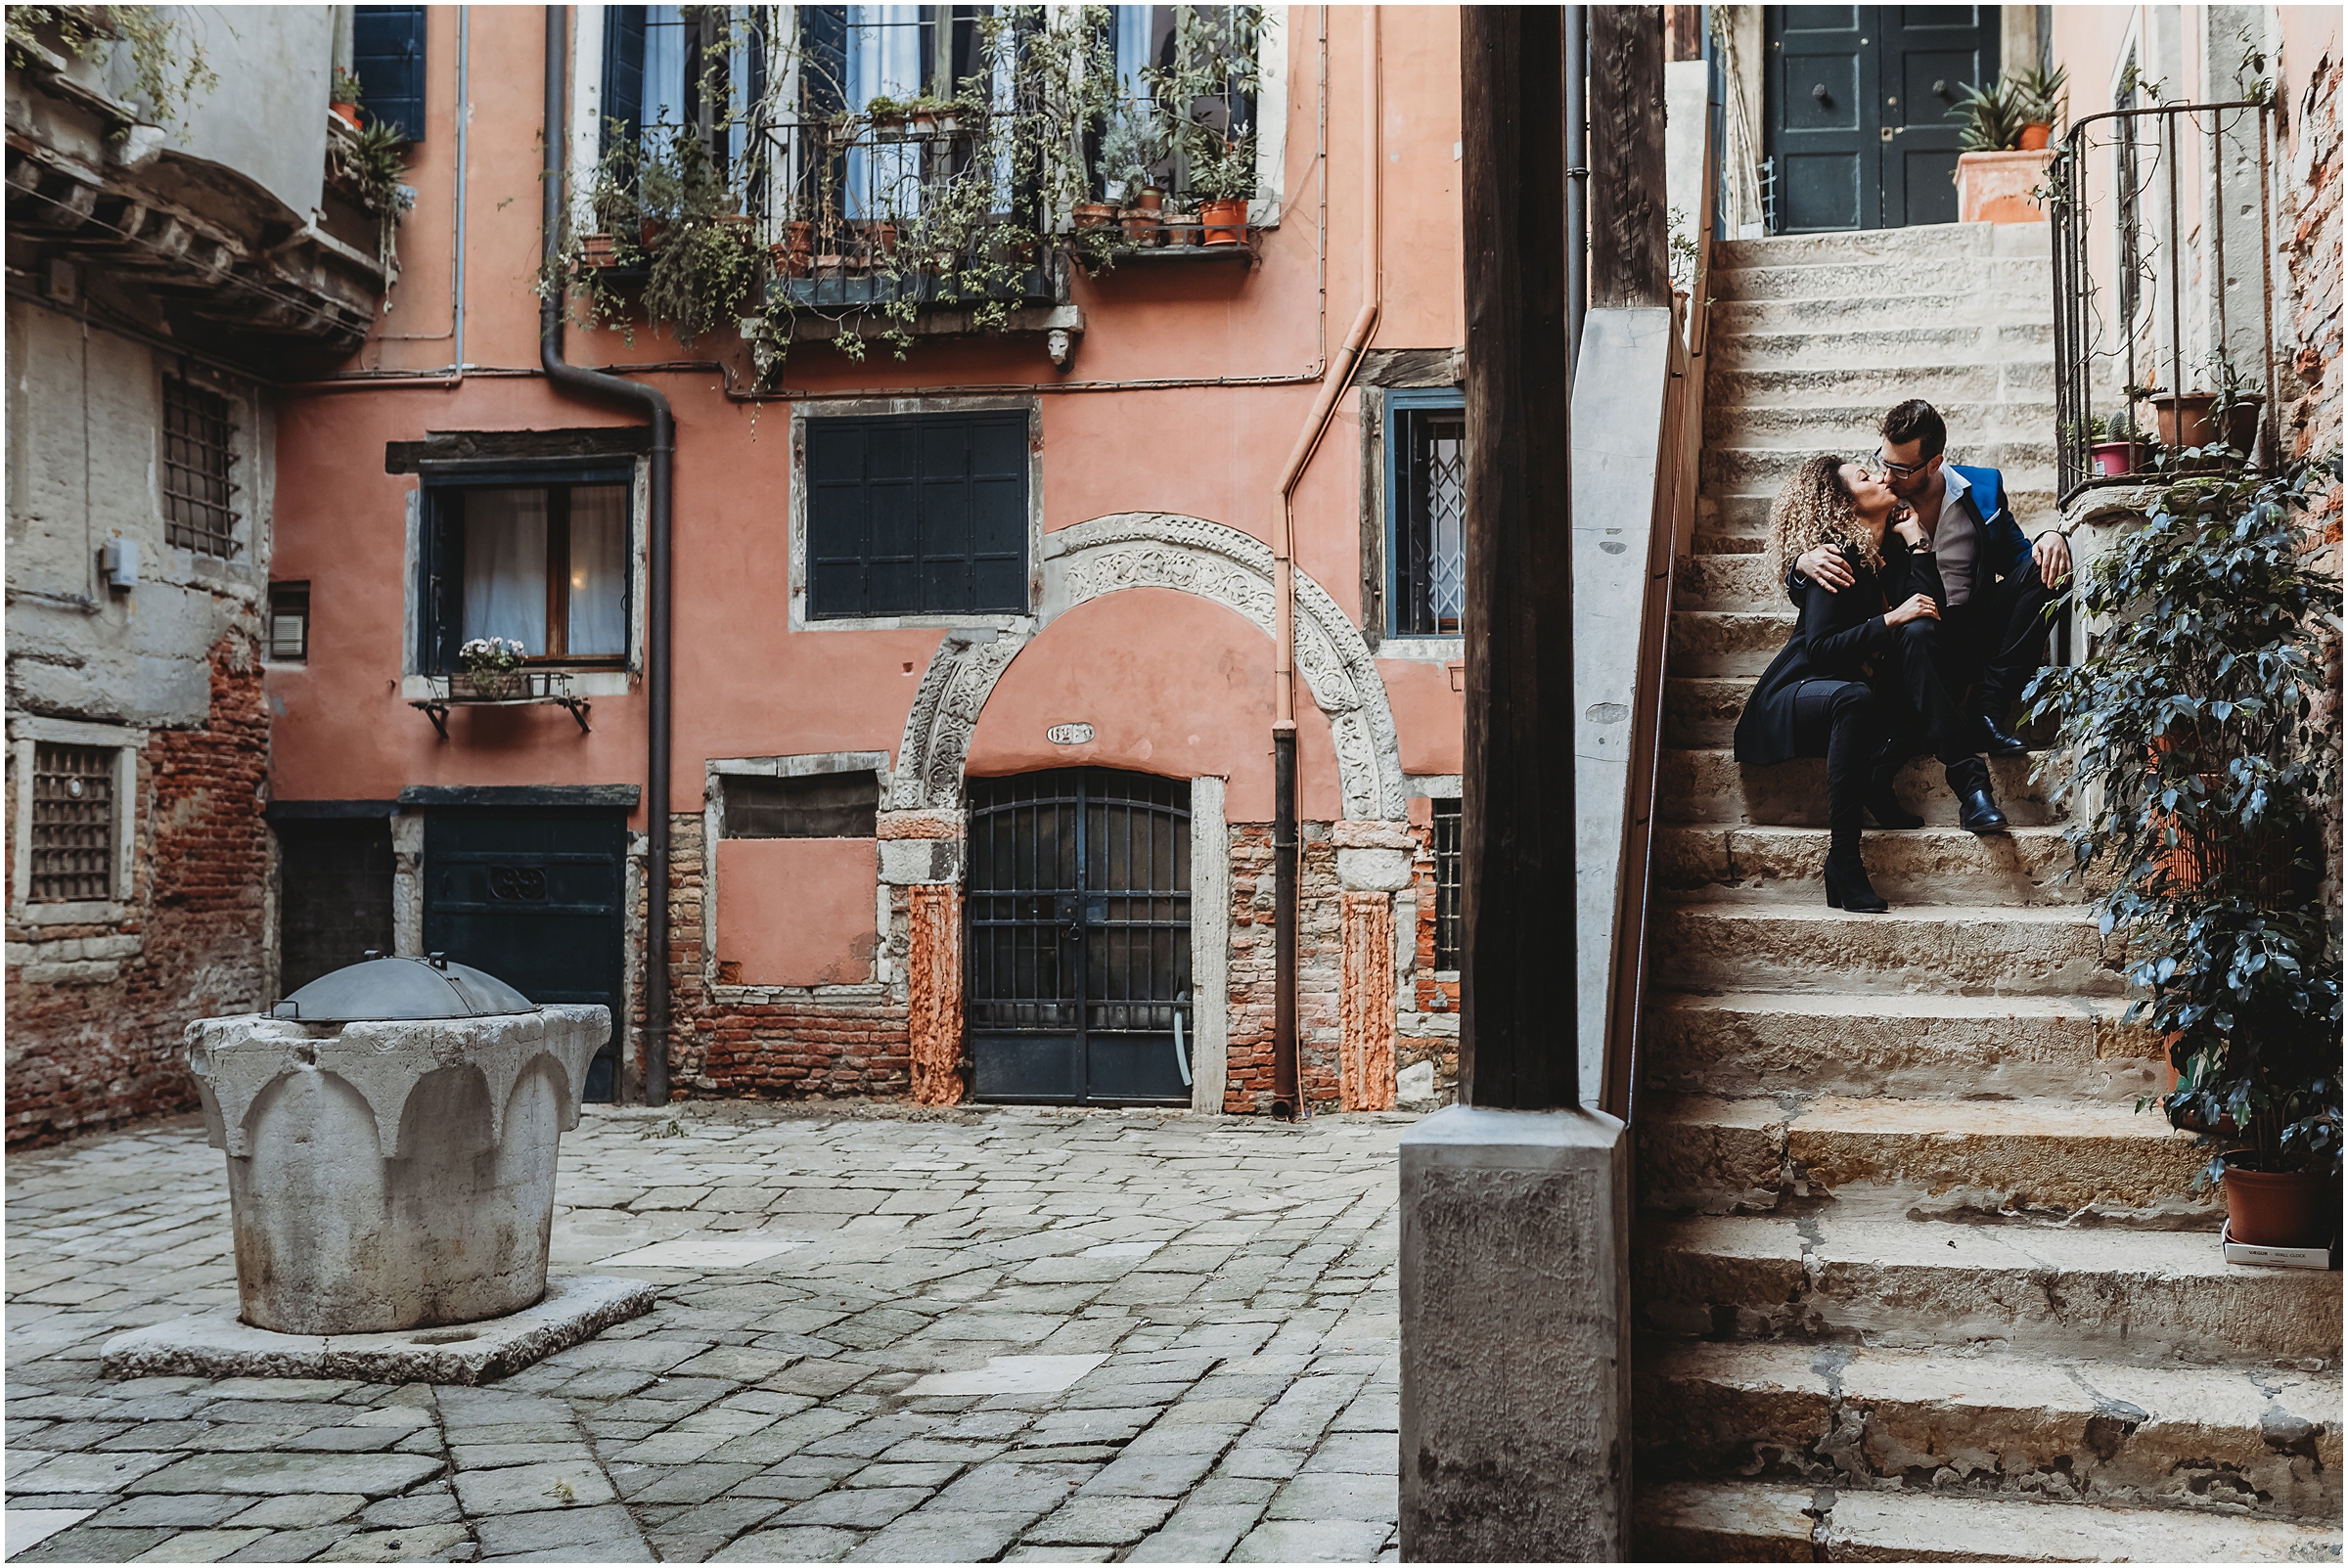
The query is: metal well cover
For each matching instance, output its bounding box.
[271,955,537,1022]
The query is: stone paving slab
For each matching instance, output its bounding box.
[8,1105,1408,1562]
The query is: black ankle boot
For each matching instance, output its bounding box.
[1824,850,1889,913]
[1867,768,1923,829]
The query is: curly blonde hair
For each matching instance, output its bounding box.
[1766,453,1882,587]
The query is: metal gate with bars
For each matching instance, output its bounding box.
[966,769,1193,1104]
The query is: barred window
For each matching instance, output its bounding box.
[1388,394,1467,637]
[161,379,239,557]
[1432,797,1462,971]
[30,744,115,903]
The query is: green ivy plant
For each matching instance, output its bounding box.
[2022,455,2343,1182]
[6,4,219,134]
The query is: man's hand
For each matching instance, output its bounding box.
[2031,530,2073,586]
[1793,544,1856,592]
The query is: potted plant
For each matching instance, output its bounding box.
[458,637,527,701]
[2146,351,2267,456]
[1147,7,1264,245]
[1072,199,1116,230]
[1102,100,1171,245]
[2010,64,2067,149]
[2079,410,2153,476]
[865,95,907,139]
[770,218,815,278]
[2023,458,2342,1249]
[1948,74,2028,152]
[331,65,364,129]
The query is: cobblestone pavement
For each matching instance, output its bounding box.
[6,1103,1410,1564]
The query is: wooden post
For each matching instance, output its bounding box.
[1459,5,1576,1112]
[1589,5,1669,307]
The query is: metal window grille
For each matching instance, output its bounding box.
[29,743,114,902]
[1432,798,1462,971]
[161,379,239,557]
[1394,405,1467,637]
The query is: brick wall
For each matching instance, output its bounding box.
[1398,820,1461,1098]
[1222,823,1345,1114]
[5,631,271,1144]
[2283,48,2342,519]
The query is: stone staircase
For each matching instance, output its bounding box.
[1630,223,2344,1560]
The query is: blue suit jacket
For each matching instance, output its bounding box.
[1786,463,2032,604]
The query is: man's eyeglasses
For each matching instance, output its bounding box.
[1877,453,1933,478]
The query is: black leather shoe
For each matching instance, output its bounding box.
[1958,787,2010,833]
[1978,717,2031,756]
[1867,775,1924,829]
[1824,852,1890,913]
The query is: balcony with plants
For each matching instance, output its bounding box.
[546,5,1272,375]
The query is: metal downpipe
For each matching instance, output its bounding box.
[542,5,676,1104]
[1564,5,1588,379]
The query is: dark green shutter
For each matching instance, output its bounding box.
[799,6,847,116]
[805,413,1028,620]
[601,6,648,156]
[806,422,870,618]
[353,5,427,141]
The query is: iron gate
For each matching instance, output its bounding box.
[966,769,1193,1104]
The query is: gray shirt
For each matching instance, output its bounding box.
[1921,466,1976,608]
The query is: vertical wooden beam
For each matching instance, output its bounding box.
[1590,5,1669,308]
[1459,4,1576,1112]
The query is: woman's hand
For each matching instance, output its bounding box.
[1890,508,1927,549]
[1882,592,1941,627]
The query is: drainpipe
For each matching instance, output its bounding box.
[1268,6,1381,1120]
[543,5,676,1105]
[1564,5,1588,378]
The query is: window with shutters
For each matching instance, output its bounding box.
[601,5,769,181]
[802,409,1030,621]
[1384,390,1467,639]
[353,5,428,141]
[416,468,635,675]
[29,743,116,903]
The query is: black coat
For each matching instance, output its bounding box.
[1734,543,1899,767]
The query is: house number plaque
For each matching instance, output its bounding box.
[1046,723,1095,745]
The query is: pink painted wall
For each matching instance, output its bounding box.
[715,838,880,986]
[267,7,1468,830]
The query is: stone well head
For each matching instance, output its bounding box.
[187,955,610,1337]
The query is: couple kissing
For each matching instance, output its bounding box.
[1733,399,2075,915]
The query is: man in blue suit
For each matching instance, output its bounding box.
[1793,399,2071,834]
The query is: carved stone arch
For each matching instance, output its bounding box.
[887,513,1409,820]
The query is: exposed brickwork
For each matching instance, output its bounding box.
[1338,890,1396,1110]
[5,631,271,1145]
[1398,821,1460,1097]
[1223,823,1344,1115]
[2281,48,2343,509]
[907,883,965,1104]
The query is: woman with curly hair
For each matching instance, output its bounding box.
[1733,454,1939,912]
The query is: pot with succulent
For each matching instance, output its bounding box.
[457,637,529,702]
[2024,457,2342,1249]
[331,64,364,129]
[2145,351,2267,459]
[2072,409,2156,477]
[2010,64,2067,149]
[1949,74,2030,153]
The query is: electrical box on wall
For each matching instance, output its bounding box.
[102,537,138,592]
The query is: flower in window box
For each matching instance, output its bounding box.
[458,636,528,700]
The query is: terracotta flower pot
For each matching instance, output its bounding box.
[2152,391,2263,454]
[640,218,667,250]
[1199,198,1248,246]
[2221,1156,2328,1247]
[2089,438,2145,476]
[1161,212,1197,246]
[1072,202,1116,230]
[2018,123,2053,151]
[332,101,363,130]
[578,233,621,270]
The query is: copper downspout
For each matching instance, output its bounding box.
[1269,6,1380,1120]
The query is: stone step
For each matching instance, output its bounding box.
[1654,824,2077,905]
[1641,991,2157,1103]
[1667,608,1793,678]
[1694,486,2062,540]
[1633,1214,2344,1364]
[1636,1342,2342,1522]
[1636,1094,2213,1225]
[1709,320,2053,371]
[1659,748,2060,826]
[1706,399,2060,449]
[1635,1480,2343,1561]
[1647,899,2123,997]
[1709,358,2056,415]
[1708,289,1981,335]
[1702,440,2056,496]
[1709,221,2051,273]
[1710,255,2052,307]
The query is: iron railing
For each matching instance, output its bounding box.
[2050,100,2280,506]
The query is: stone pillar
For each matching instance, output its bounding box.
[1333,819,1412,1112]
[881,810,966,1105]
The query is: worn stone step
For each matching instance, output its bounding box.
[1641,992,2157,1103]
[1654,824,2077,905]
[1636,1341,2342,1521]
[1667,608,1793,678]
[1711,256,2052,308]
[1635,1479,2343,1561]
[1648,900,2123,997]
[1703,440,2056,495]
[1637,1094,2212,1225]
[1694,485,2063,540]
[1665,677,1759,748]
[1708,360,2015,411]
[1709,221,2050,273]
[1659,746,2061,828]
[1633,1215,2344,1364]
[1706,399,2061,449]
[1708,290,1981,335]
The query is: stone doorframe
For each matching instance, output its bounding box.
[885,512,1412,1111]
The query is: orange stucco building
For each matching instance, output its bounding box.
[261,5,1468,1115]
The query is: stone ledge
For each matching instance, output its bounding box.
[97,1275,657,1386]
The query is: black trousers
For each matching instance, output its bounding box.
[1891,560,2063,795]
[1787,679,1881,856]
